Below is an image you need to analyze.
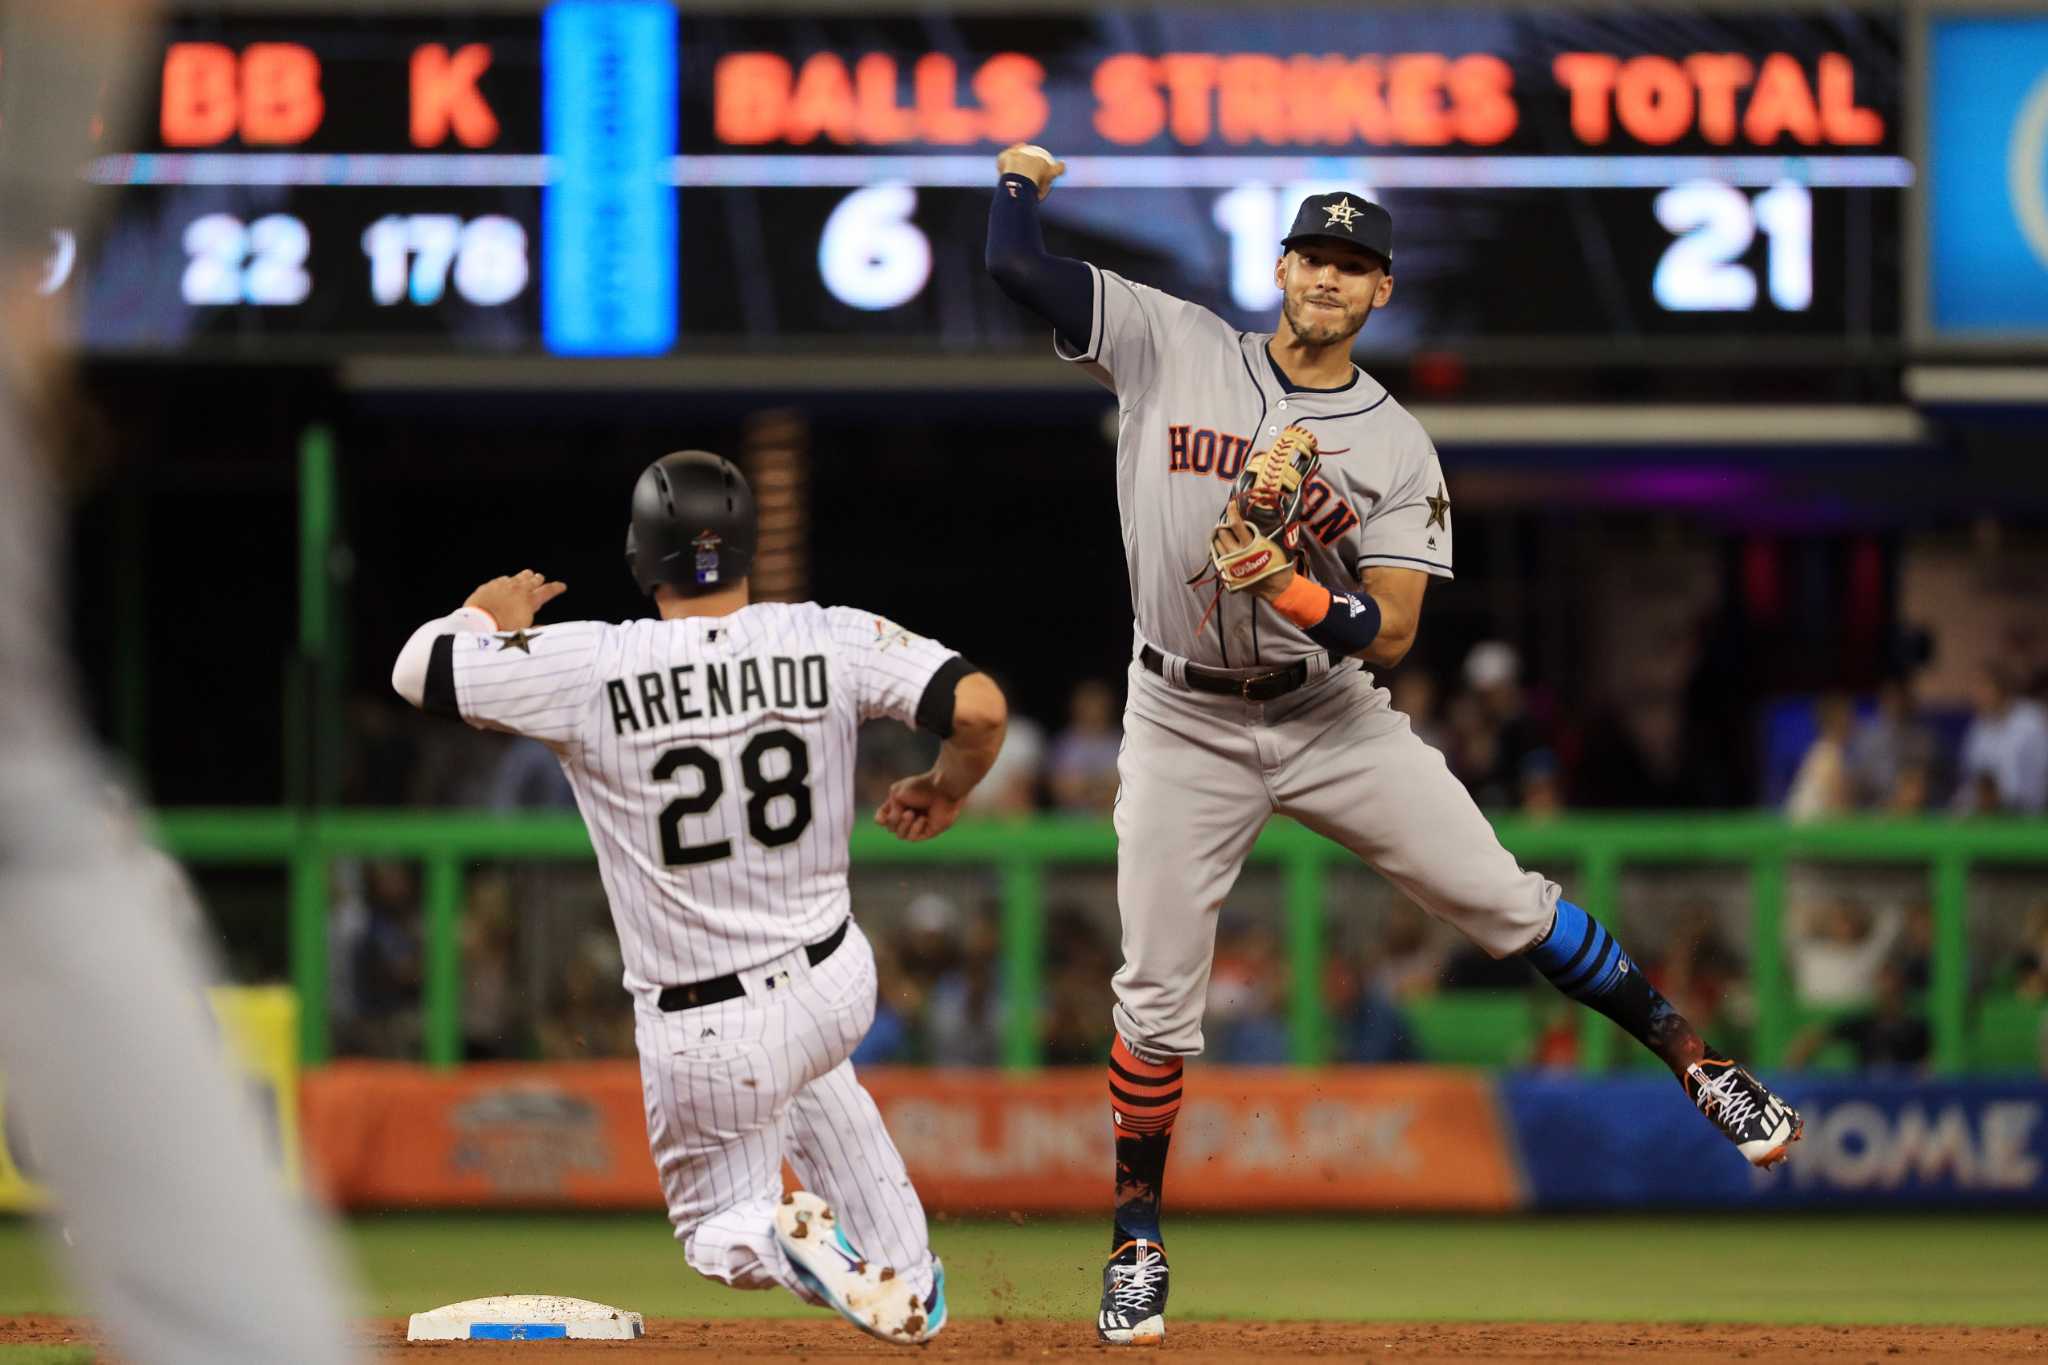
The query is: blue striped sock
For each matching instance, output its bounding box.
[1524,900,1631,1001]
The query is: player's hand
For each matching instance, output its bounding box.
[1214,498,1294,599]
[996,143,1066,200]
[875,772,964,843]
[464,569,567,631]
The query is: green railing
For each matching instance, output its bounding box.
[151,810,2048,1073]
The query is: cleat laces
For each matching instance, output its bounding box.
[1690,1064,1761,1133]
[1109,1248,1166,1314]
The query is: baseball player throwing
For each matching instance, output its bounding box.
[392,451,1006,1345]
[985,145,1802,1345]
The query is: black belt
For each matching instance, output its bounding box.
[1139,644,1319,702]
[657,919,849,1012]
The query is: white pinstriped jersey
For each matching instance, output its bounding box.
[447,602,958,998]
[1059,264,1454,669]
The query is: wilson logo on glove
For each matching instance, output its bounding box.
[1225,550,1273,579]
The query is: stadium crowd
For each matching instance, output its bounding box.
[291,635,2048,1076]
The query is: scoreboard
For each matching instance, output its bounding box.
[55,3,1908,362]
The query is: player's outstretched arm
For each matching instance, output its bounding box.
[876,673,1007,842]
[391,569,566,710]
[985,143,1094,349]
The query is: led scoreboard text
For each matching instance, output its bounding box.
[64,6,1906,359]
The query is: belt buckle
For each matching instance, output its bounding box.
[1240,675,1259,701]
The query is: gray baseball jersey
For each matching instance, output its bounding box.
[1041,265,1555,1060]
[1060,265,1454,669]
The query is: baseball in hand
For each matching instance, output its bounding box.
[996,142,1066,199]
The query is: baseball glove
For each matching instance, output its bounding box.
[1210,425,1320,592]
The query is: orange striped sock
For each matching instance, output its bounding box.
[1107,1035,1183,1137]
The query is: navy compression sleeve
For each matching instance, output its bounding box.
[985,172,1095,351]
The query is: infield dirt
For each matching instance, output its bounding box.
[4,1316,2046,1361]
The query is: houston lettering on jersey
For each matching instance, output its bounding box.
[606,654,828,736]
[1166,423,1362,546]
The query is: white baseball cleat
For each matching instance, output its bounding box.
[774,1191,945,1345]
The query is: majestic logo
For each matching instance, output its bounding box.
[495,630,541,654]
[1323,197,1363,231]
[693,530,722,585]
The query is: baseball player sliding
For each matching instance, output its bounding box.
[392,452,1006,1346]
[985,145,1802,1345]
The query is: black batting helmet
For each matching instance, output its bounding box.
[624,450,756,596]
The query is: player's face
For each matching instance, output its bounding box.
[1275,244,1393,347]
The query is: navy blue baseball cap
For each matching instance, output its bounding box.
[1280,192,1393,267]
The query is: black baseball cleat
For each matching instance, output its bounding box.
[1097,1237,1168,1345]
[1685,1056,1803,1168]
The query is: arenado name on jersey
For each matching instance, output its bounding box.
[605,653,830,735]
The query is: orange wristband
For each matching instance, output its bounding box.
[1270,575,1331,629]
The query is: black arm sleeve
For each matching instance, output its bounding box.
[423,635,460,720]
[985,173,1095,352]
[913,655,979,739]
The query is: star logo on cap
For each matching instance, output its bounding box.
[1323,197,1363,231]
[1425,484,1451,531]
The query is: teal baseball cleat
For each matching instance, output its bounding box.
[774,1191,946,1345]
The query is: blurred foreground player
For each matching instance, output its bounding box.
[0,5,364,1362]
[393,451,1005,1344]
[984,143,1803,1344]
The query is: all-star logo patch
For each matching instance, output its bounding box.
[873,617,920,651]
[495,630,542,653]
[693,530,722,585]
[1425,484,1451,531]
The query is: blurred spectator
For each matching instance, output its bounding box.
[1040,903,1116,1064]
[1896,901,1935,993]
[964,677,1045,816]
[2015,902,2048,999]
[1645,903,1745,1042]
[1788,898,1902,1008]
[1574,692,1694,808]
[534,931,633,1059]
[1519,747,1566,818]
[854,720,938,812]
[1337,904,1441,1062]
[342,695,422,805]
[1785,693,1855,822]
[1047,678,1123,813]
[1885,760,1936,815]
[852,929,919,1065]
[1846,677,1940,810]
[1207,917,1290,1063]
[488,738,575,812]
[1954,663,2048,813]
[461,871,521,1060]
[1785,960,1928,1073]
[332,859,422,1057]
[925,905,1004,1067]
[1448,641,1546,808]
[1388,670,1447,753]
[1529,996,1581,1070]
